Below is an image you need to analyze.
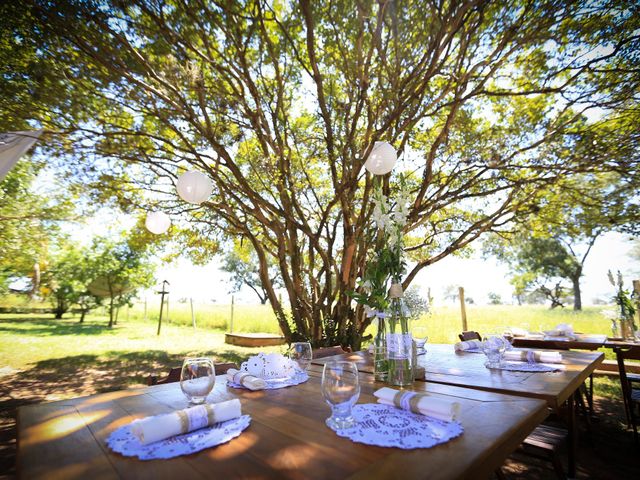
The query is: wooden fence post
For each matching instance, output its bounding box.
[230,295,235,333]
[458,287,468,331]
[633,280,640,325]
[190,298,196,330]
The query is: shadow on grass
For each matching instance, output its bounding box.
[0,316,116,336]
[0,348,249,409]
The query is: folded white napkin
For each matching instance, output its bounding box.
[130,399,242,445]
[454,339,482,352]
[373,387,460,422]
[226,368,267,390]
[504,350,562,363]
[511,327,528,337]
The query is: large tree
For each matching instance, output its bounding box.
[6,0,640,347]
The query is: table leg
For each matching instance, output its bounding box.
[588,373,594,416]
[568,392,577,478]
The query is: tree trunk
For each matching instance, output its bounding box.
[54,297,64,319]
[571,275,582,311]
[108,297,114,328]
[30,262,40,300]
[79,310,86,323]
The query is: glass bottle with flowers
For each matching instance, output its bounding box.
[608,270,637,341]
[352,179,412,385]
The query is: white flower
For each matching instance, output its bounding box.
[361,280,372,292]
[607,270,615,287]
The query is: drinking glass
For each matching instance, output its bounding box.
[288,342,313,372]
[481,334,506,368]
[321,361,360,430]
[500,326,514,349]
[180,357,215,404]
[413,325,429,354]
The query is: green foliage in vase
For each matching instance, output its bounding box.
[608,270,636,325]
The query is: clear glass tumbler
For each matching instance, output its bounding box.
[180,357,215,404]
[481,334,506,369]
[288,342,313,372]
[321,361,360,430]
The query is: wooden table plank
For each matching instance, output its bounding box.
[313,344,604,409]
[512,334,607,351]
[17,405,119,480]
[18,368,548,480]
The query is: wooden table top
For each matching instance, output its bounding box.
[312,344,604,409]
[603,338,640,349]
[17,365,548,480]
[511,334,607,351]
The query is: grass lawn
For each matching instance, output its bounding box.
[0,304,621,403]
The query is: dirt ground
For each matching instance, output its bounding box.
[0,366,638,479]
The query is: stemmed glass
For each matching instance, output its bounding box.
[481,334,506,369]
[500,326,514,350]
[180,357,215,404]
[321,361,360,430]
[413,325,429,354]
[288,342,313,372]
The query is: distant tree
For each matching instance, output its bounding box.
[442,285,459,304]
[0,159,76,297]
[220,241,282,305]
[403,285,430,319]
[488,292,502,305]
[488,173,640,310]
[88,236,155,328]
[45,242,97,319]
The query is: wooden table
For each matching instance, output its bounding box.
[313,344,604,477]
[512,334,607,351]
[17,366,548,480]
[603,338,640,349]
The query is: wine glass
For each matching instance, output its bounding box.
[413,325,429,354]
[180,357,215,404]
[500,326,514,350]
[321,361,360,430]
[288,342,313,372]
[481,334,506,369]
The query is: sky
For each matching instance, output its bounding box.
[139,230,638,307]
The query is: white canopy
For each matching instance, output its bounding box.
[0,130,43,181]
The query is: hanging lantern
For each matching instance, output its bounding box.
[364,141,397,175]
[176,170,214,204]
[145,211,171,234]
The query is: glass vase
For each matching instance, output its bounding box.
[620,317,636,341]
[611,319,620,338]
[386,283,413,386]
[373,313,388,382]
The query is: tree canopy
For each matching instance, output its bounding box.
[3,0,640,346]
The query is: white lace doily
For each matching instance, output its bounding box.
[106,415,252,460]
[334,404,463,449]
[489,361,560,372]
[227,370,309,390]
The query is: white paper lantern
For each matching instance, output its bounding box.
[364,141,397,175]
[176,170,214,204]
[145,211,171,234]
